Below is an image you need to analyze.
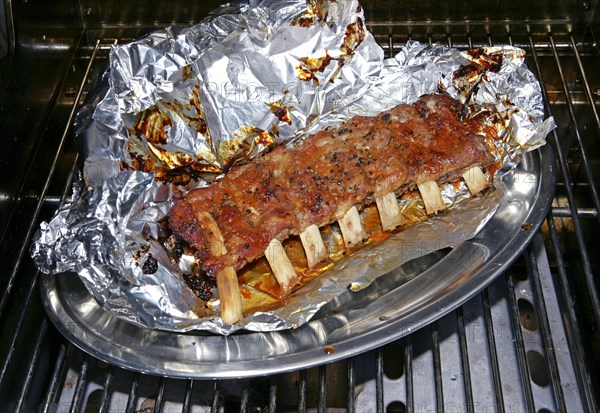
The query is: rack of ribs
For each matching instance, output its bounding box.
[169,93,495,323]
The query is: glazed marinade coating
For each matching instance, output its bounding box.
[169,93,495,275]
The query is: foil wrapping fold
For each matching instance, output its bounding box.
[31,0,555,334]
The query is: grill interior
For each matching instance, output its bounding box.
[0,0,599,412]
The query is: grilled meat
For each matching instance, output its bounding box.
[169,93,495,276]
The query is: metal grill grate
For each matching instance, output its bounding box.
[0,21,598,413]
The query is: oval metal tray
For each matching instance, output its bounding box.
[40,144,555,378]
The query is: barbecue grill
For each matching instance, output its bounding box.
[1,0,599,411]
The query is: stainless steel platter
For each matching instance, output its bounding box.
[40,144,555,378]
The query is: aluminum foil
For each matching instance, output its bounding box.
[31,0,555,334]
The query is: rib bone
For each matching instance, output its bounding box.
[462,165,489,195]
[196,212,243,324]
[338,206,367,248]
[216,267,244,324]
[265,239,298,292]
[375,193,406,231]
[299,224,327,268]
[417,181,446,215]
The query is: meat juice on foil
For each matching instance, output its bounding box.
[31,0,555,334]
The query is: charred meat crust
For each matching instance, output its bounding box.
[169,93,495,275]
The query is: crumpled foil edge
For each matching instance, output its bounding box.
[31,0,555,335]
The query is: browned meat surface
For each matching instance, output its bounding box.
[169,93,495,276]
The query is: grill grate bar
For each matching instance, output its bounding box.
[125,373,139,413]
[240,386,249,413]
[40,343,69,413]
[154,377,167,413]
[366,18,574,28]
[591,26,600,55]
[552,207,598,217]
[318,364,327,413]
[40,153,79,206]
[506,271,537,412]
[375,348,384,413]
[467,35,474,49]
[269,376,277,413]
[456,308,475,413]
[211,380,221,413]
[182,380,194,413]
[528,36,600,331]
[482,289,505,413]
[528,243,566,412]
[549,34,600,218]
[298,369,307,413]
[42,195,66,206]
[347,357,355,413]
[569,35,600,137]
[431,323,444,412]
[69,356,90,413]
[317,364,327,413]
[14,319,49,412]
[98,365,115,413]
[404,335,414,413]
[546,217,598,413]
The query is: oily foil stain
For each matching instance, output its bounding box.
[296,65,321,85]
[219,126,276,174]
[299,52,336,73]
[125,74,225,185]
[268,101,293,125]
[134,106,172,145]
[453,48,530,164]
[290,0,331,27]
[340,18,366,56]
[295,18,366,85]
[453,48,504,98]
[296,52,337,85]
